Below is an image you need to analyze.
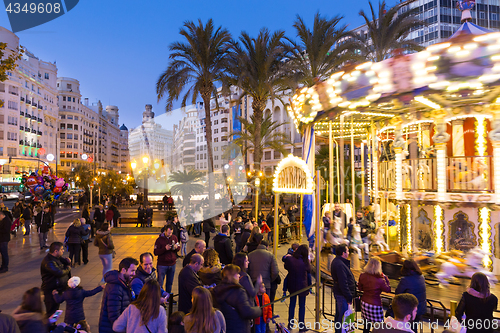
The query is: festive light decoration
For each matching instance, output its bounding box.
[436,147,447,202]
[479,207,492,269]
[273,155,314,194]
[406,204,412,253]
[434,205,444,254]
[397,205,401,248]
[415,96,441,110]
[475,116,487,156]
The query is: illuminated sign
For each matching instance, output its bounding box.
[273,155,314,194]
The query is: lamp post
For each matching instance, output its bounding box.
[255,176,260,222]
[131,157,159,205]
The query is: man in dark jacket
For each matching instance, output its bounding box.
[154,225,179,294]
[213,264,262,333]
[177,253,203,314]
[98,257,138,333]
[0,210,12,273]
[239,222,252,252]
[93,205,106,231]
[333,203,347,229]
[130,252,168,300]
[213,225,233,265]
[356,211,372,241]
[182,240,206,267]
[202,217,215,247]
[248,241,279,302]
[330,244,356,333]
[35,206,51,249]
[22,203,32,236]
[40,242,71,316]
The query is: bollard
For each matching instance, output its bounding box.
[450,300,457,318]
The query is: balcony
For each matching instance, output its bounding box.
[19,126,24,131]
[9,91,18,96]
[38,105,42,110]
[31,129,36,134]
[20,97,24,102]
[37,143,42,148]
[32,103,37,108]
[31,143,37,148]
[37,131,42,136]
[26,100,31,105]
[25,114,31,119]
[24,128,30,132]
[19,139,24,145]
[37,118,42,123]
[20,111,24,116]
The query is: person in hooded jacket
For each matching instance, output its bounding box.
[98,257,138,333]
[95,223,115,282]
[213,225,233,265]
[130,252,169,302]
[65,218,89,266]
[213,264,262,333]
[239,223,252,252]
[53,276,103,325]
[394,259,427,327]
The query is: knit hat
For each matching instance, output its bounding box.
[68,276,81,288]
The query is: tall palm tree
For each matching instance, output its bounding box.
[359,0,424,62]
[284,13,361,88]
[168,169,204,208]
[228,28,288,173]
[156,19,232,215]
[228,114,294,162]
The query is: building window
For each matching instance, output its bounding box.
[214,129,218,134]
[66,143,72,149]
[60,133,65,139]
[274,150,280,159]
[67,84,72,90]
[492,13,499,21]
[214,120,218,125]
[265,151,272,160]
[45,73,49,79]
[67,134,73,139]
[67,115,73,119]
[73,153,78,158]
[60,124,65,129]
[66,153,72,158]
[62,96,66,101]
[67,124,73,129]
[60,115,66,119]
[214,137,218,142]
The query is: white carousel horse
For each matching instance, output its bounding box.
[435,247,498,286]
[351,224,369,259]
[328,217,349,246]
[371,227,390,252]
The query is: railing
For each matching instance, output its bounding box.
[447,156,493,192]
[402,158,437,192]
[379,160,396,191]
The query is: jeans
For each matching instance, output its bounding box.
[194,223,201,235]
[39,232,48,248]
[255,320,267,333]
[68,243,81,265]
[99,254,113,280]
[24,220,31,235]
[204,231,211,247]
[158,265,176,294]
[0,242,8,269]
[81,241,89,264]
[334,295,349,333]
[288,294,306,328]
[181,243,187,257]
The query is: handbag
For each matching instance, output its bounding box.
[354,297,361,312]
[341,304,355,333]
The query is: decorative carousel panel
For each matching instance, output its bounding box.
[448,210,477,252]
[415,207,433,251]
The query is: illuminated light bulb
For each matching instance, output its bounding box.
[355,62,372,70]
[331,71,344,79]
[351,70,361,77]
[415,96,441,109]
[369,78,379,84]
[339,101,351,108]
[447,46,461,53]
[365,70,375,76]
[371,63,382,70]
[427,42,450,52]
[428,81,450,89]
[418,51,430,59]
[456,50,470,57]
[412,63,425,70]
[379,71,390,77]
[425,66,437,72]
[492,54,500,61]
[427,55,440,61]
[488,44,500,51]
[464,43,478,50]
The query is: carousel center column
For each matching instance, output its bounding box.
[393,125,405,200]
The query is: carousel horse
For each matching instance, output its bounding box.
[370,227,390,252]
[435,247,498,286]
[328,217,349,246]
[351,224,369,259]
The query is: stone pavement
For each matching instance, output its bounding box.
[0,206,336,333]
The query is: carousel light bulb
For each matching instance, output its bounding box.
[434,205,443,254]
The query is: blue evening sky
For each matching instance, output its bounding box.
[0,0,397,130]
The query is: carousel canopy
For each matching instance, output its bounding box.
[449,21,491,39]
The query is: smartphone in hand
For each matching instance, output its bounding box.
[49,310,63,323]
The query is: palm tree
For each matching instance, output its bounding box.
[228,28,288,173]
[228,114,294,162]
[156,19,232,216]
[359,0,425,62]
[168,169,205,208]
[284,13,361,88]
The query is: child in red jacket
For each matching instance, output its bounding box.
[255,282,272,333]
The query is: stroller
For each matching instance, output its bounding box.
[270,315,290,333]
[10,217,22,237]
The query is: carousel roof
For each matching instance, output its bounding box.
[449,21,491,39]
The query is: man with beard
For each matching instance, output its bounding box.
[40,242,71,316]
[98,257,138,333]
[333,203,347,230]
[130,252,169,302]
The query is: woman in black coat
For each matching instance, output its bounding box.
[233,252,262,303]
[456,272,498,333]
[395,260,427,323]
[137,204,146,227]
[284,244,311,330]
[213,264,262,333]
[65,218,89,266]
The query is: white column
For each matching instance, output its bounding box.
[395,147,403,200]
[436,144,447,202]
[452,119,465,157]
[493,143,500,204]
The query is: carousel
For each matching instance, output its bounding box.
[288,1,500,284]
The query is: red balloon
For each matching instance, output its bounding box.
[53,187,62,194]
[26,177,38,188]
[38,148,46,155]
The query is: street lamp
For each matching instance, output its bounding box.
[131,157,159,205]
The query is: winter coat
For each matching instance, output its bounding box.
[35,211,51,233]
[202,218,215,233]
[130,266,166,298]
[284,255,311,297]
[358,272,391,306]
[21,206,31,220]
[213,233,233,265]
[65,224,89,244]
[239,271,258,302]
[247,245,279,290]
[106,209,114,221]
[81,223,91,241]
[154,233,179,267]
[113,304,167,333]
[40,253,71,292]
[145,208,153,219]
[180,228,188,243]
[182,249,197,267]
[213,281,262,333]
[0,214,12,243]
[245,241,260,254]
[287,207,299,223]
[81,209,90,224]
[177,265,203,314]
[11,308,47,333]
[330,255,356,303]
[53,286,103,325]
[94,209,106,224]
[239,229,251,250]
[455,289,498,333]
[98,270,134,333]
[137,208,146,221]
[0,313,20,333]
[255,293,272,325]
[198,266,222,286]
[94,230,115,255]
[394,272,427,316]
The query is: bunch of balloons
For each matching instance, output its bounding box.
[21,165,70,203]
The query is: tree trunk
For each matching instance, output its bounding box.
[251,98,266,212]
[202,92,216,219]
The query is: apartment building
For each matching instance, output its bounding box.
[0,27,58,181]
[172,104,200,172]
